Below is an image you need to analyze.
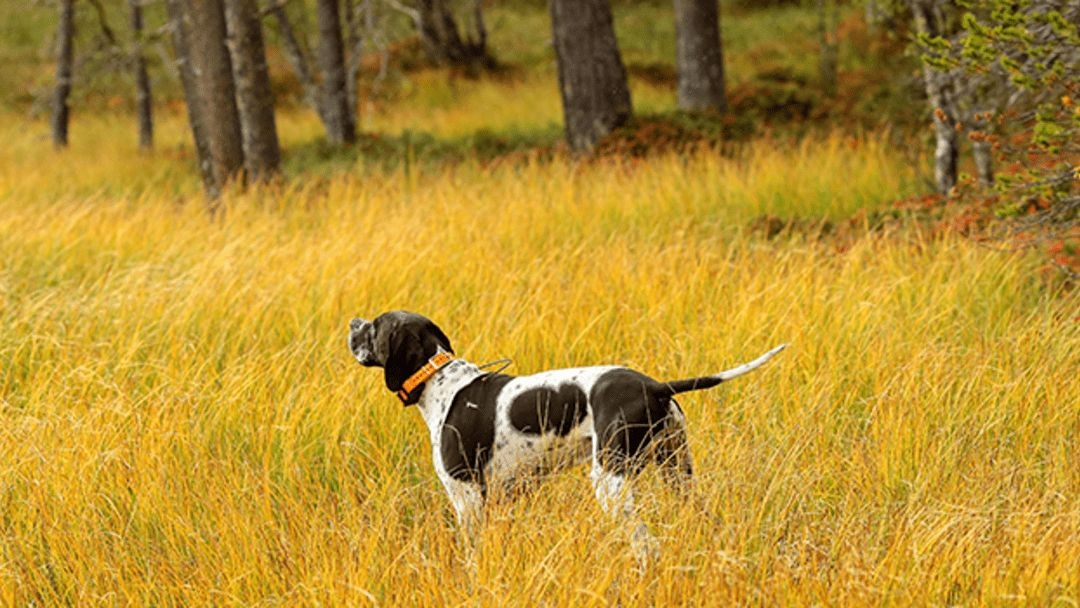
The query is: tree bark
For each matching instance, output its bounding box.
[130,0,154,150]
[972,131,994,187]
[52,0,75,148]
[225,0,281,181]
[414,0,491,70]
[911,0,958,195]
[167,0,245,201]
[344,0,363,126]
[269,2,326,124]
[674,0,726,112]
[548,0,632,151]
[166,0,213,188]
[316,0,356,145]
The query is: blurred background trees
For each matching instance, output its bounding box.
[908,0,1078,272]
[24,0,1080,239]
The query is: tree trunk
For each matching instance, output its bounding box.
[269,2,326,125]
[52,0,75,148]
[548,0,632,151]
[415,0,491,70]
[316,0,357,145]
[168,0,246,201]
[166,0,214,189]
[344,0,363,126]
[674,0,726,112]
[224,0,281,181]
[972,133,994,187]
[817,0,838,97]
[930,98,959,194]
[911,0,958,195]
[130,0,154,150]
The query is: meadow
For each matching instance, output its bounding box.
[2,105,1078,604]
[2,2,1079,605]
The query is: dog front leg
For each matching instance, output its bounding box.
[442,478,485,543]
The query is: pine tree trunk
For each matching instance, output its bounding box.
[130,0,154,150]
[51,0,75,148]
[548,0,632,151]
[316,0,356,145]
[224,0,281,181]
[674,0,726,112]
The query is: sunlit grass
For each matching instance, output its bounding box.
[1,109,1077,604]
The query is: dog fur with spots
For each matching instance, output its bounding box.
[349,310,787,564]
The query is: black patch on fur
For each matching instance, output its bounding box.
[508,384,588,435]
[589,369,672,475]
[439,373,513,488]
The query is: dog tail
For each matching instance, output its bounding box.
[658,343,788,397]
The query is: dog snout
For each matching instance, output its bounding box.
[349,318,378,366]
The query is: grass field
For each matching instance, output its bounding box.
[2,101,1078,605]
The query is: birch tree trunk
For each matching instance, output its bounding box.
[910,0,959,195]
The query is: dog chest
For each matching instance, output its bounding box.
[437,373,512,483]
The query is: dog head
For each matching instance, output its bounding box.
[349,311,454,405]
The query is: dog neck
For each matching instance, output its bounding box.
[413,358,484,442]
[397,350,455,405]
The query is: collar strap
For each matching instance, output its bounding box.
[397,351,454,404]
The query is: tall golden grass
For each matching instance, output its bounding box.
[1,111,1077,605]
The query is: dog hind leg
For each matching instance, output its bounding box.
[653,401,694,495]
[590,455,658,570]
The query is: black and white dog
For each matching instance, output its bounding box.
[348,311,786,549]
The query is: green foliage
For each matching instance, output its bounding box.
[921,0,1078,248]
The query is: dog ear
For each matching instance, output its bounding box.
[383,326,426,395]
[427,321,453,356]
[381,315,454,401]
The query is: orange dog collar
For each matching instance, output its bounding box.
[397,351,454,404]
